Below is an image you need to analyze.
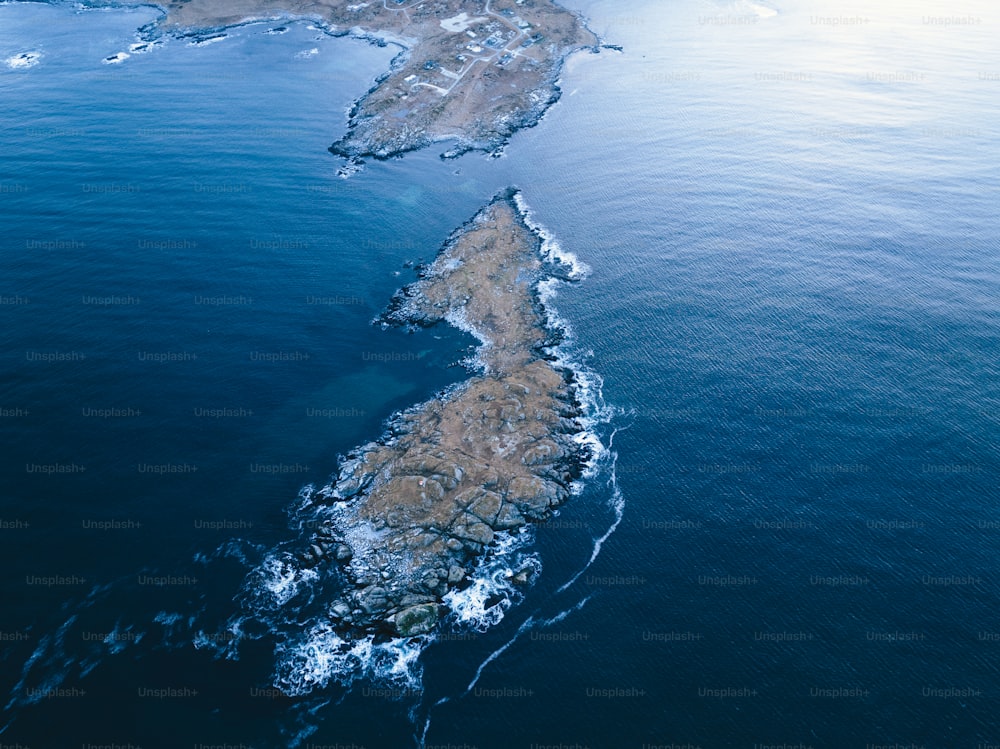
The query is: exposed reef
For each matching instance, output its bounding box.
[298,189,590,637]
[133,0,599,161]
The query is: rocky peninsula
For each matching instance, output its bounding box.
[298,189,590,637]
[144,0,599,161]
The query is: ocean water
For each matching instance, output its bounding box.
[2,0,1000,746]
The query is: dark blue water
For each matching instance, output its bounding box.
[3,0,1000,746]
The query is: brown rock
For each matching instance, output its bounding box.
[287,193,589,637]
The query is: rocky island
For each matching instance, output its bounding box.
[144,0,599,161]
[296,189,590,637]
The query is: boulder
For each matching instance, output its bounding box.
[452,518,494,546]
[336,468,375,499]
[467,490,502,524]
[522,439,563,466]
[507,476,559,518]
[330,600,352,620]
[355,585,389,614]
[393,603,439,637]
[510,566,535,586]
[493,502,526,530]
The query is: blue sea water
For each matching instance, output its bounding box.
[2,0,1000,746]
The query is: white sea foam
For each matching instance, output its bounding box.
[513,191,591,280]
[292,481,326,512]
[4,614,78,711]
[168,191,624,716]
[273,624,428,696]
[3,582,149,724]
[128,39,161,54]
[103,623,143,655]
[444,306,491,373]
[419,595,593,746]
[442,529,539,631]
[152,611,183,628]
[266,531,539,699]
[535,275,617,484]
[565,359,618,484]
[296,47,320,58]
[5,51,41,69]
[192,616,245,659]
[227,500,546,701]
[192,631,217,652]
[101,51,129,64]
[188,34,228,46]
[556,461,625,594]
[460,594,592,696]
[251,552,319,608]
[193,537,260,566]
[514,192,612,475]
[337,160,364,178]
[509,191,629,597]
[205,192,620,723]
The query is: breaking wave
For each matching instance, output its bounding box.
[442,529,541,632]
[197,190,624,716]
[274,625,429,697]
[5,51,41,69]
[1,194,624,747]
[513,191,591,281]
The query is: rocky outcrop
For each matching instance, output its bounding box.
[142,0,599,163]
[298,189,589,637]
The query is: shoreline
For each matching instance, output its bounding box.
[273,188,596,643]
[102,0,602,164]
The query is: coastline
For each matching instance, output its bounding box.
[106,0,602,164]
[160,189,607,703]
[0,0,613,709]
[218,187,609,697]
[289,188,594,640]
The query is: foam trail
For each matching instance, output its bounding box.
[2,579,127,717]
[418,596,592,748]
[555,421,631,595]
[2,610,88,720]
[554,477,622,594]
[463,618,533,696]
[460,595,592,698]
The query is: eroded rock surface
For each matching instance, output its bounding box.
[143,0,599,161]
[301,189,589,636]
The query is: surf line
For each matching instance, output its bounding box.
[415,594,592,748]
